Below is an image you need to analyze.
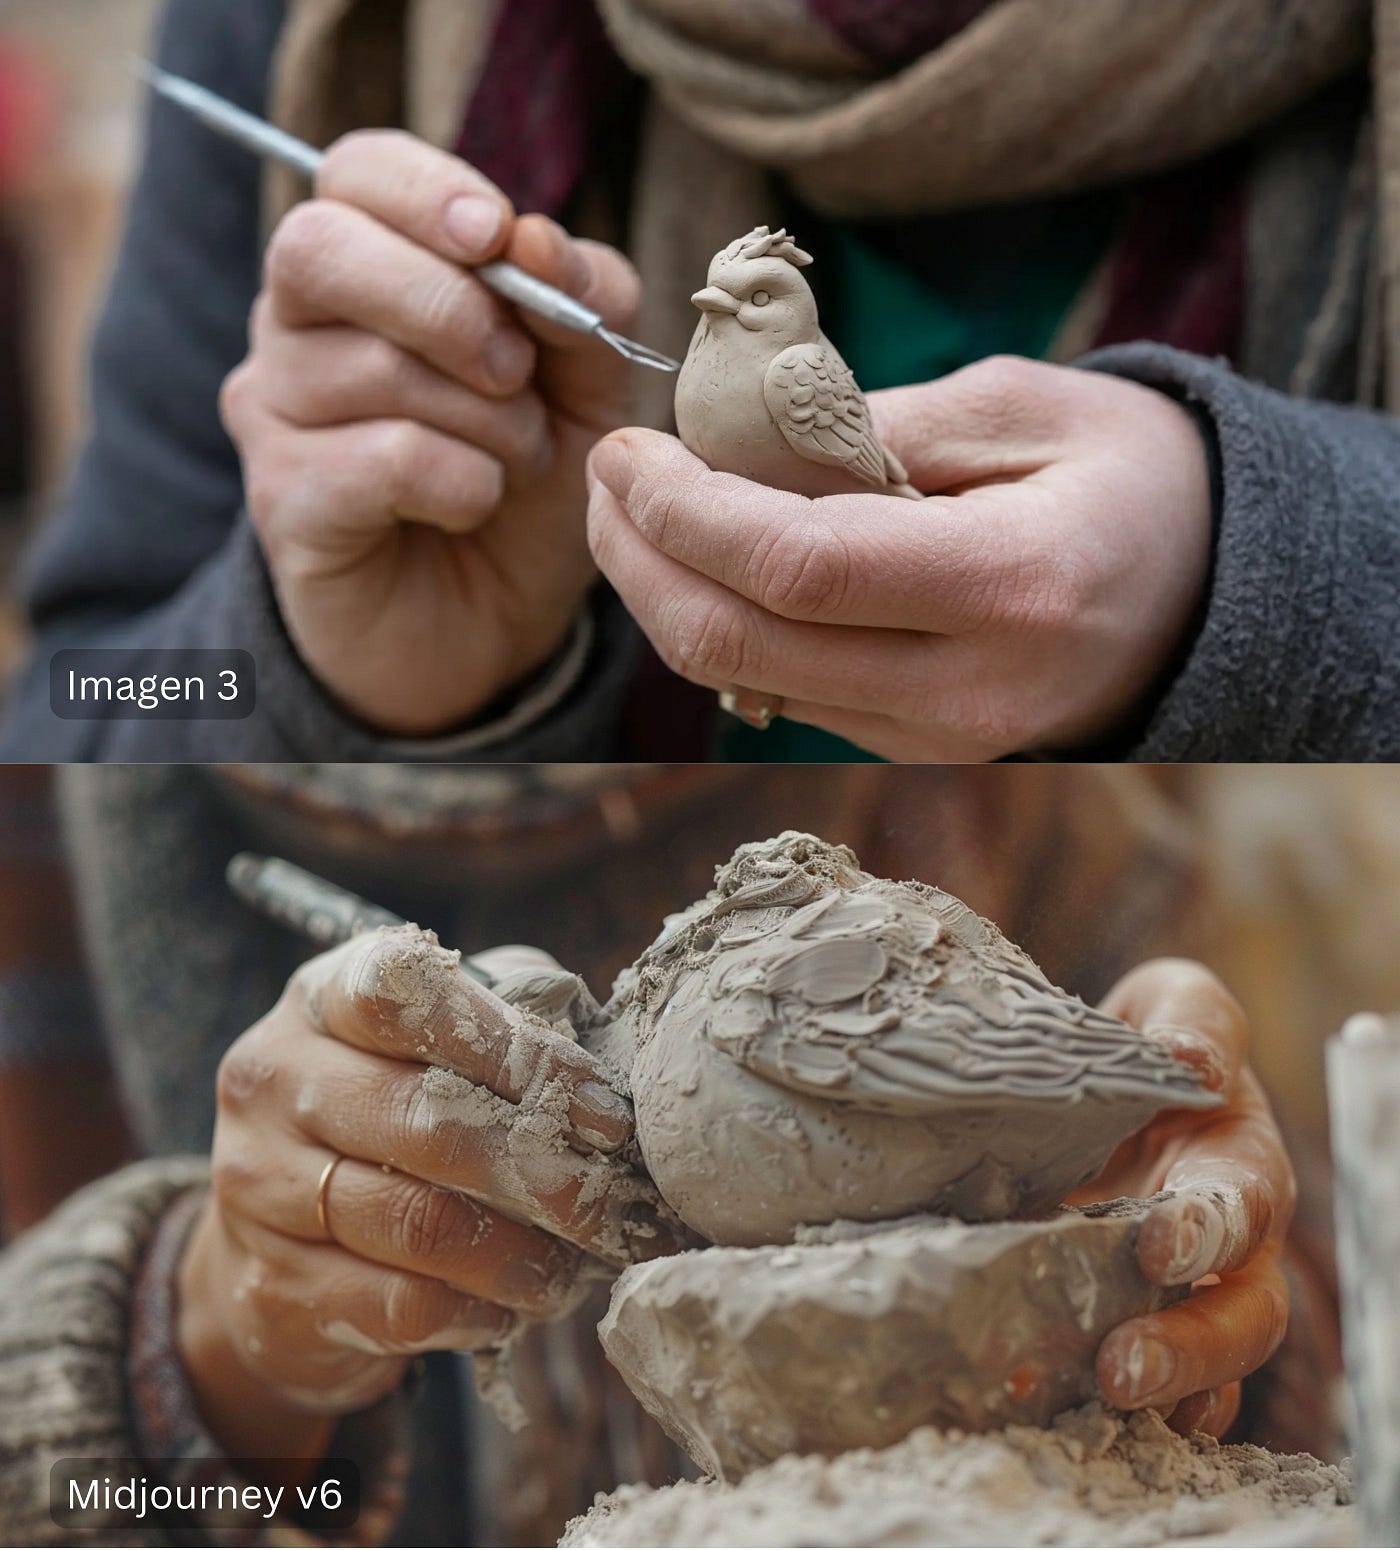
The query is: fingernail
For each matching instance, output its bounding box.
[1119,1335,1177,1405]
[571,1081,635,1153]
[485,332,534,392]
[1148,1023,1226,1091]
[445,194,503,257]
[1168,1212,1208,1282]
[589,437,634,499]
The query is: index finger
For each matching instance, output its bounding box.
[294,927,634,1156]
[588,428,1023,633]
[318,129,515,266]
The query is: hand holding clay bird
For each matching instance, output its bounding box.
[588,833,1221,1246]
[675,227,919,499]
[587,833,1293,1440]
[588,357,1212,759]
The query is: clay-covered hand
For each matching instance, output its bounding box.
[177,929,675,1465]
[222,131,640,738]
[1064,959,1295,1439]
[586,356,1211,758]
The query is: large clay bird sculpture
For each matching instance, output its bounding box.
[590,833,1219,1246]
[674,227,921,500]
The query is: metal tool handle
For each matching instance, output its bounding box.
[227,853,495,985]
[134,61,679,371]
[478,261,602,334]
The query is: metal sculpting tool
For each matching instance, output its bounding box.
[227,852,497,986]
[132,60,681,374]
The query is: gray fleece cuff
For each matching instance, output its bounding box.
[225,518,641,762]
[1076,342,1399,761]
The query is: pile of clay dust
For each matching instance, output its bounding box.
[562,1404,1353,1548]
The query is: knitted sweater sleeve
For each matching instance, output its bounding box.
[0,1160,209,1547]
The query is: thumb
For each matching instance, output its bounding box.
[869,355,1073,494]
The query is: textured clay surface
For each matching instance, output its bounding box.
[674,226,919,499]
[598,1202,1186,1480]
[590,833,1217,1246]
[562,1403,1354,1548]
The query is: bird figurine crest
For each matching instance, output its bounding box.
[592,833,1219,1246]
[675,227,920,499]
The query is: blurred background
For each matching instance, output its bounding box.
[0,0,159,672]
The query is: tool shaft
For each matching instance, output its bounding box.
[138,64,625,347]
[227,853,495,985]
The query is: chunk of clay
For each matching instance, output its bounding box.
[599,1200,1186,1482]
[591,833,1217,1246]
[674,225,919,498]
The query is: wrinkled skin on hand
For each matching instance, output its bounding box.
[1068,959,1296,1438]
[587,355,1213,759]
[223,130,641,737]
[177,931,678,1466]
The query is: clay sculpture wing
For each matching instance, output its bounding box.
[623,835,1219,1122]
[763,341,892,490]
[699,884,1219,1117]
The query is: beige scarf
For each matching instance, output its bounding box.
[266,0,1392,412]
[266,0,1389,415]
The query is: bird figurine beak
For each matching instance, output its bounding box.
[691,286,741,315]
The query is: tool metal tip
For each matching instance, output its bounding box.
[596,326,681,374]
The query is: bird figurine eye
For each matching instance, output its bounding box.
[750,289,771,307]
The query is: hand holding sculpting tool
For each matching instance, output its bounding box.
[133,60,680,374]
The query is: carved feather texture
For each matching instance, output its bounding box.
[765,341,888,489]
[627,834,1219,1120]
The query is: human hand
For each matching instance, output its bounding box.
[586,356,1212,758]
[222,132,641,737]
[178,929,679,1463]
[1064,959,1295,1438]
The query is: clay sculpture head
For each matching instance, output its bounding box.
[594,834,1219,1246]
[674,226,920,499]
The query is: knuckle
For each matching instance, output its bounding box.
[393,1180,461,1263]
[419,270,483,345]
[216,1039,274,1113]
[365,420,425,502]
[1248,1278,1291,1357]
[964,353,1045,413]
[664,596,751,683]
[365,335,413,397]
[219,363,256,436]
[266,201,343,294]
[939,688,1027,758]
[756,523,853,619]
[209,1146,261,1209]
[629,470,679,538]
[381,1275,445,1349]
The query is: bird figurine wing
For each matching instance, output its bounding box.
[764,340,891,490]
[689,883,1221,1119]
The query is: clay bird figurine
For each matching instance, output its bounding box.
[589,833,1219,1246]
[674,227,920,499]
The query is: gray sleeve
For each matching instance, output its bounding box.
[0,0,639,763]
[1077,343,1400,761]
